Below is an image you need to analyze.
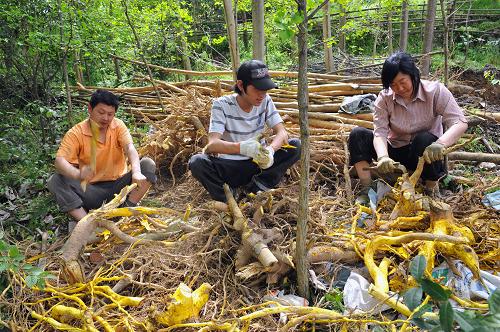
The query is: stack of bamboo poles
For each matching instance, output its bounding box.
[71,60,500,170]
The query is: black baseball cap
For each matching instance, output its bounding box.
[237,60,277,91]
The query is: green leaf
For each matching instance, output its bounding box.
[481,312,500,327]
[25,274,39,288]
[409,255,426,281]
[290,12,304,25]
[454,310,480,331]
[36,278,47,289]
[0,262,9,272]
[412,318,440,331]
[469,328,490,332]
[403,287,423,311]
[439,300,454,332]
[8,246,22,260]
[421,279,451,301]
[278,29,294,41]
[413,303,432,319]
[488,288,500,314]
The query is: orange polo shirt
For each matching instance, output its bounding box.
[56,118,133,183]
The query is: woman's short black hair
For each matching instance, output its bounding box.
[381,52,421,98]
[89,89,120,110]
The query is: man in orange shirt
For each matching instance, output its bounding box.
[47,90,156,229]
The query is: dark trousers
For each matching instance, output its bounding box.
[348,127,445,181]
[47,157,157,212]
[188,138,301,202]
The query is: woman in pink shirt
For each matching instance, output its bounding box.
[348,52,468,204]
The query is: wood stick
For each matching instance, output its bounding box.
[447,151,500,164]
[280,109,373,128]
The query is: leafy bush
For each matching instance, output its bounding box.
[404,255,500,331]
[0,236,55,291]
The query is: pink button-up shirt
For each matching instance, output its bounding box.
[373,80,467,148]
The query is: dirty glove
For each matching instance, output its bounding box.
[239,136,261,159]
[376,156,396,174]
[423,142,445,164]
[254,146,274,169]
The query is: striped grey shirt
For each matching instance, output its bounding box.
[209,94,283,160]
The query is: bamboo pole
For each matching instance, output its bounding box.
[280,110,373,129]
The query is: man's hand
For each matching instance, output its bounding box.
[376,156,396,174]
[79,165,95,182]
[132,171,148,189]
[254,146,274,169]
[239,136,262,159]
[423,142,445,164]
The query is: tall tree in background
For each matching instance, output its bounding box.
[322,0,334,72]
[223,0,240,79]
[338,4,346,53]
[296,0,310,300]
[252,0,265,60]
[387,11,393,54]
[421,0,437,75]
[440,0,449,85]
[399,0,409,51]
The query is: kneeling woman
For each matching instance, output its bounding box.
[349,52,468,203]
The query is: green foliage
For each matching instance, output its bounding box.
[323,288,345,312]
[484,70,500,85]
[404,287,423,311]
[409,254,426,281]
[0,236,55,291]
[405,255,500,331]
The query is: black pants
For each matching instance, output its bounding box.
[47,158,157,212]
[188,138,301,202]
[348,127,445,181]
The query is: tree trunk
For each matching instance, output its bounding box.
[113,57,122,82]
[372,23,379,62]
[463,0,472,63]
[223,0,240,80]
[58,0,73,125]
[449,0,456,55]
[242,12,249,51]
[62,55,73,125]
[296,0,310,300]
[421,0,437,76]
[74,49,83,84]
[177,24,192,80]
[338,4,346,53]
[252,0,265,61]
[439,0,449,86]
[122,0,166,112]
[399,0,409,51]
[322,1,334,72]
[387,11,393,54]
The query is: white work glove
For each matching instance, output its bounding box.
[239,136,262,159]
[376,156,396,174]
[423,142,445,164]
[254,146,274,169]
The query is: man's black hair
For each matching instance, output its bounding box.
[381,52,421,98]
[89,89,120,110]
[234,80,250,95]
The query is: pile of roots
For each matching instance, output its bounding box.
[1,64,499,331]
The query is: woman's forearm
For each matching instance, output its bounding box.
[436,121,468,147]
[373,136,389,159]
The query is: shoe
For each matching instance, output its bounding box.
[355,193,369,205]
[423,186,441,199]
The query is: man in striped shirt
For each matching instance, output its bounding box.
[188,60,301,202]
